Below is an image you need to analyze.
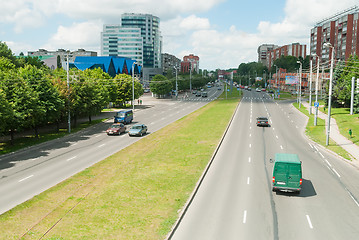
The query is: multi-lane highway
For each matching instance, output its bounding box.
[0,87,222,215]
[170,90,359,240]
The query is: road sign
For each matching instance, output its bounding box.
[314,101,319,107]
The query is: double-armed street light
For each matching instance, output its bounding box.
[132,62,140,111]
[324,42,335,146]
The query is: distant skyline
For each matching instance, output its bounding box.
[0,0,358,70]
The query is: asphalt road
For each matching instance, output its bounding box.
[0,87,222,215]
[170,90,359,240]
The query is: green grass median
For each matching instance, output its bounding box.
[0,97,239,239]
[293,103,351,160]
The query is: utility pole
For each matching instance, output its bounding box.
[66,51,71,133]
[309,58,313,114]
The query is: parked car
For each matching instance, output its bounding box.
[106,123,126,135]
[256,117,270,127]
[129,124,147,137]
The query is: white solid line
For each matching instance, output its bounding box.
[306,215,313,229]
[333,168,341,178]
[325,159,332,167]
[67,156,77,162]
[98,144,106,148]
[319,152,325,159]
[19,175,34,182]
[243,210,247,224]
[248,157,251,163]
[313,145,318,151]
[308,142,313,148]
[247,177,250,185]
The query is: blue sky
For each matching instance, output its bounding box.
[0,0,358,70]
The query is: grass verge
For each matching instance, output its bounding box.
[293,102,352,160]
[0,98,239,239]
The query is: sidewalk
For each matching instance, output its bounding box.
[301,101,359,168]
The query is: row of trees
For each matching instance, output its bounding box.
[0,42,143,144]
[150,72,214,97]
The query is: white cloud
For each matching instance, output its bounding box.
[42,20,103,52]
[179,15,210,31]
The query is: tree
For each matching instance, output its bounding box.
[57,55,62,69]
[150,74,172,98]
[112,73,143,107]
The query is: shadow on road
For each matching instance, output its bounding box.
[275,179,316,198]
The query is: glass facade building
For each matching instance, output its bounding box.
[101,13,162,69]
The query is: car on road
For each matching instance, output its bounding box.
[202,92,208,97]
[272,153,302,193]
[114,110,133,124]
[128,124,147,137]
[196,92,202,97]
[106,123,126,135]
[256,117,270,127]
[256,88,261,92]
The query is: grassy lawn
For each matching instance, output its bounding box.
[0,97,239,239]
[0,119,106,155]
[293,103,352,160]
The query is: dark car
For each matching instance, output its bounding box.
[256,117,270,127]
[129,124,147,137]
[106,123,126,135]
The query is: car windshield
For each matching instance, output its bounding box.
[110,124,120,128]
[116,112,125,117]
[132,126,142,130]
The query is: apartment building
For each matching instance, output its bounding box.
[181,54,200,73]
[162,53,181,75]
[267,43,307,68]
[257,44,278,66]
[310,6,359,66]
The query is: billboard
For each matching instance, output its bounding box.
[285,76,299,85]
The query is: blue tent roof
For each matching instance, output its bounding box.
[73,56,137,77]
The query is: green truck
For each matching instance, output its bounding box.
[272,153,302,193]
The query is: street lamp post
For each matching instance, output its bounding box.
[309,58,313,114]
[132,62,138,111]
[314,54,320,126]
[174,66,178,100]
[324,42,335,146]
[66,51,71,133]
[297,61,302,108]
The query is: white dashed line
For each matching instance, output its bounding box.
[249,134,251,137]
[98,144,106,148]
[280,145,283,150]
[248,157,251,163]
[67,156,77,162]
[306,215,313,229]
[333,168,341,178]
[243,210,247,224]
[249,144,252,148]
[276,135,279,139]
[319,152,325,159]
[348,192,359,207]
[313,145,318,151]
[324,159,332,167]
[247,177,250,185]
[19,175,34,183]
[308,142,313,148]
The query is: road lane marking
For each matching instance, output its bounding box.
[247,177,250,185]
[95,134,101,138]
[319,152,325,159]
[325,159,332,167]
[248,157,251,163]
[280,145,283,150]
[313,145,318,151]
[332,168,341,178]
[249,134,251,137]
[67,156,77,162]
[276,135,279,139]
[72,142,78,146]
[308,142,313,148]
[306,215,313,229]
[348,192,359,207]
[243,210,247,224]
[19,175,34,182]
[249,144,251,148]
[98,144,106,148]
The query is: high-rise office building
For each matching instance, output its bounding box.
[101,13,162,68]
